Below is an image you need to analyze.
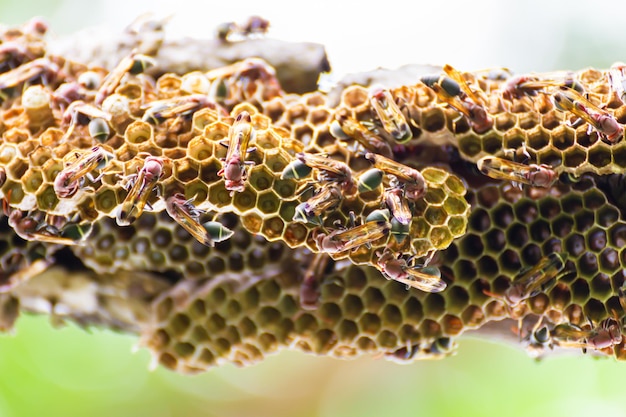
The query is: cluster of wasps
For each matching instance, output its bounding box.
[416,65,626,358]
[0,19,289,259]
[421,63,626,187]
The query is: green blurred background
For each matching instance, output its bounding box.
[1,1,626,416]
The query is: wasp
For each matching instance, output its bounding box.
[142,94,224,124]
[313,219,390,254]
[368,85,412,143]
[383,181,413,225]
[520,316,553,358]
[483,252,567,308]
[364,152,426,201]
[95,50,156,104]
[54,146,115,198]
[280,159,312,180]
[5,207,88,246]
[117,155,165,226]
[206,58,282,104]
[608,63,626,105]
[421,70,493,133]
[216,16,270,41]
[375,250,446,293]
[501,72,584,101]
[552,86,623,144]
[442,64,488,107]
[330,109,393,158]
[552,317,623,352]
[217,111,257,194]
[477,156,558,188]
[0,57,58,90]
[293,183,342,225]
[300,252,332,311]
[297,152,354,193]
[365,208,410,244]
[356,168,384,194]
[61,101,113,142]
[165,193,234,247]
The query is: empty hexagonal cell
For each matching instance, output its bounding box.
[341,85,368,108]
[192,108,221,133]
[587,144,612,169]
[498,249,521,273]
[583,298,607,324]
[187,136,215,163]
[551,124,575,150]
[519,112,541,130]
[496,113,517,132]
[481,133,503,155]
[561,193,583,214]
[459,233,484,259]
[589,273,612,299]
[612,145,626,168]
[421,107,447,132]
[358,312,382,335]
[526,126,551,151]
[505,223,528,248]
[490,203,514,228]
[443,196,467,216]
[247,166,274,192]
[444,175,466,196]
[458,134,482,158]
[362,287,386,312]
[573,210,594,233]
[562,145,586,169]
[477,255,499,277]
[536,148,562,167]
[452,259,477,284]
[344,266,367,291]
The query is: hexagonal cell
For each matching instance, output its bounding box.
[424,206,447,225]
[94,188,118,213]
[578,252,599,276]
[124,120,153,145]
[588,144,612,169]
[518,112,541,130]
[526,126,550,151]
[561,193,583,214]
[429,227,453,249]
[247,166,274,191]
[458,134,482,158]
[421,107,447,132]
[21,168,43,194]
[477,255,499,277]
[562,145,586,169]
[459,233,484,259]
[583,298,607,324]
[260,216,284,240]
[36,185,58,210]
[495,113,517,132]
[481,133,503,155]
[551,124,575,150]
[341,85,368,109]
[173,159,200,184]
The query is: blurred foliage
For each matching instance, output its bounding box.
[1,315,625,417]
